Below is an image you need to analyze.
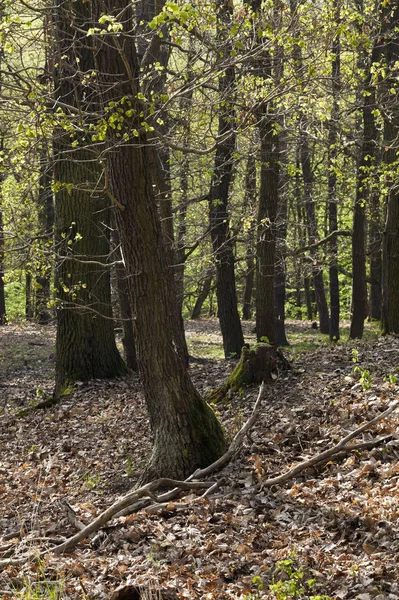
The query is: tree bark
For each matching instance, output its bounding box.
[53,0,127,395]
[209,0,244,358]
[138,0,189,368]
[0,207,6,325]
[112,226,137,371]
[92,0,226,479]
[191,269,213,320]
[350,34,379,338]
[256,117,279,346]
[35,147,54,324]
[290,1,330,333]
[380,1,399,334]
[242,152,256,321]
[328,0,341,342]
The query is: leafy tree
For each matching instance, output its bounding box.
[90,0,227,479]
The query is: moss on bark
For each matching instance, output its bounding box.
[208,344,290,403]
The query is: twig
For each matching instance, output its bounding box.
[53,479,213,554]
[262,401,399,487]
[115,382,268,518]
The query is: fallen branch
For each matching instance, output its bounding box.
[0,384,268,565]
[53,479,213,554]
[262,401,399,488]
[114,381,268,518]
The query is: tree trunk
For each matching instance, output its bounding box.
[25,270,34,321]
[242,151,256,321]
[273,0,289,347]
[112,227,137,371]
[209,0,244,358]
[291,2,330,334]
[380,1,399,334]
[300,129,330,334]
[328,0,341,342]
[208,344,291,404]
[256,117,279,346]
[93,0,226,479]
[191,269,213,320]
[35,147,54,324]
[369,187,382,320]
[304,276,313,321]
[139,1,189,368]
[53,0,127,395]
[0,207,6,325]
[350,39,379,338]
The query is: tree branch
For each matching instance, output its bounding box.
[292,229,352,256]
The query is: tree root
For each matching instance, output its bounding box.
[0,389,397,566]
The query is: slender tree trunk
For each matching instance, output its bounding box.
[0,206,6,325]
[256,117,279,346]
[380,1,399,334]
[208,0,244,358]
[35,147,54,324]
[369,186,382,320]
[328,0,341,342]
[299,129,330,333]
[350,41,379,338]
[304,277,313,321]
[291,1,329,333]
[112,226,137,371]
[93,0,226,479]
[191,269,213,320]
[25,271,34,321]
[273,0,289,347]
[242,152,256,321]
[53,0,127,395]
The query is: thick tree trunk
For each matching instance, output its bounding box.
[53,0,127,395]
[138,1,189,369]
[93,0,226,479]
[209,0,244,358]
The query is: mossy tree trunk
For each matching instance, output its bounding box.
[53,0,127,396]
[208,344,290,404]
[93,0,226,480]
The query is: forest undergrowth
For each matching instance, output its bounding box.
[0,320,398,600]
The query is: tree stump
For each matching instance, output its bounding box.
[207,344,291,403]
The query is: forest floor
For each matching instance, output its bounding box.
[0,320,399,600]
